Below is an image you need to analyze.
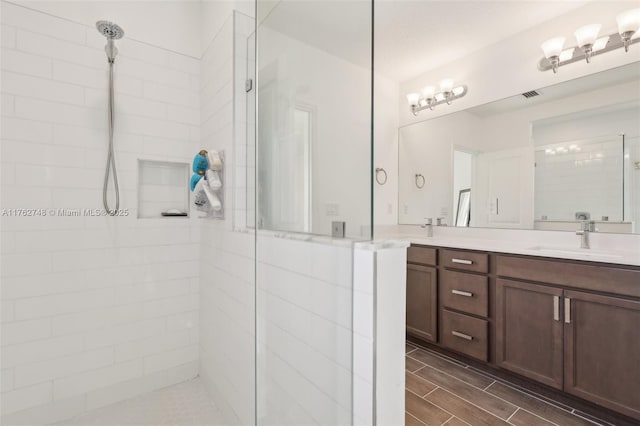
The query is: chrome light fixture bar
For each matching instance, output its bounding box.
[539,8,640,73]
[406,80,468,115]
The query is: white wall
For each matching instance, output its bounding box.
[398,111,479,225]
[9,0,202,58]
[257,25,372,237]
[374,76,400,226]
[1,2,201,424]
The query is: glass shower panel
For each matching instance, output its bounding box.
[255,0,372,425]
[256,0,373,239]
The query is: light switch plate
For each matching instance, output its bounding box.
[332,221,346,238]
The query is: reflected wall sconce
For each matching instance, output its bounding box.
[406,79,468,115]
[539,8,640,73]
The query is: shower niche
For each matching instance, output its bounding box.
[137,160,190,218]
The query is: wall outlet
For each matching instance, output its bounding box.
[331,221,346,238]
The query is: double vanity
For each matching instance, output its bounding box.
[401,232,640,423]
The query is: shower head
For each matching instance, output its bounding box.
[96,21,124,40]
[96,21,124,62]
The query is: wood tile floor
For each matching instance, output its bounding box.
[405,342,611,426]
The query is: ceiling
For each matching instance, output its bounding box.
[261,1,591,83]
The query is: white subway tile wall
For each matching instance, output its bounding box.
[534,138,624,221]
[256,236,355,426]
[1,2,201,424]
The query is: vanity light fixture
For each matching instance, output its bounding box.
[406,80,468,115]
[618,8,640,52]
[575,24,601,63]
[539,8,640,73]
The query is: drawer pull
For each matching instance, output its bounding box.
[564,298,571,324]
[451,289,473,297]
[451,330,473,341]
[553,296,560,321]
[452,258,473,265]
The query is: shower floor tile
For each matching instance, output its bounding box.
[53,378,224,426]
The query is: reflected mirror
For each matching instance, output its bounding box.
[399,62,640,234]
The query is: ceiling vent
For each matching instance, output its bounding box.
[522,90,541,99]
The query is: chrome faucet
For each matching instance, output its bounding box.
[421,218,433,237]
[576,221,595,249]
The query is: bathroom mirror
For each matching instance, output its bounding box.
[399,62,640,234]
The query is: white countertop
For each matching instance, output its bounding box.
[375,226,640,267]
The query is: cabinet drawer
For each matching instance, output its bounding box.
[441,249,488,273]
[407,246,437,266]
[440,310,488,361]
[496,255,640,298]
[441,270,488,317]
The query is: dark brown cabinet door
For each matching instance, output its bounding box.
[406,264,437,342]
[496,279,563,389]
[564,290,640,420]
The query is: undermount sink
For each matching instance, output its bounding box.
[527,246,623,259]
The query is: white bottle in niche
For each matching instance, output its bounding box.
[206,170,222,190]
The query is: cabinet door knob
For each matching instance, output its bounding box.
[451,330,473,341]
[452,258,473,265]
[452,289,473,297]
[564,297,571,324]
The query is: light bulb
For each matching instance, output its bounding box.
[439,79,454,93]
[541,37,565,73]
[617,8,640,34]
[422,86,435,99]
[406,93,419,107]
[452,86,465,96]
[575,24,601,63]
[617,8,640,51]
[541,37,565,58]
[575,24,601,48]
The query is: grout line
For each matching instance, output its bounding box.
[440,414,454,425]
[483,380,496,391]
[506,407,519,423]
[408,354,492,393]
[517,407,562,426]
[405,412,428,426]
[429,386,515,424]
[570,409,608,426]
[423,385,439,397]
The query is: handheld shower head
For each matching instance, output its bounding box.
[96,21,124,40]
[96,21,124,62]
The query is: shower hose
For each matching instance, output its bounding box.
[103,60,120,216]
